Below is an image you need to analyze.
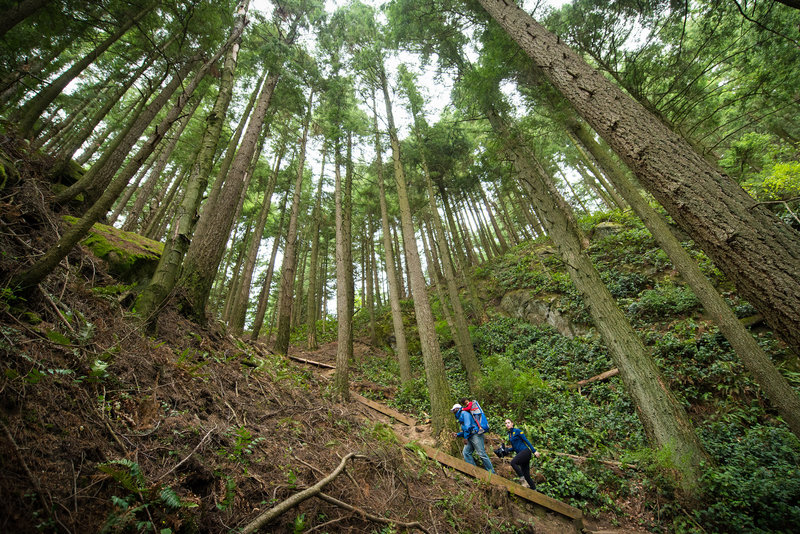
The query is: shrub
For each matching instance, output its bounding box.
[628,284,700,321]
[696,423,800,533]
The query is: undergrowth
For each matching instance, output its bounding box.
[352,210,800,533]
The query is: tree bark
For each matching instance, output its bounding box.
[333,130,354,399]
[229,140,284,335]
[53,51,156,168]
[306,152,327,350]
[13,39,226,291]
[373,95,412,385]
[0,0,51,37]
[179,70,280,322]
[568,115,800,439]
[274,91,313,356]
[476,0,800,354]
[54,62,188,207]
[251,192,288,341]
[420,153,481,391]
[119,95,202,229]
[381,64,452,438]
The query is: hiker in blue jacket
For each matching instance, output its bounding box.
[452,403,495,474]
[504,418,540,490]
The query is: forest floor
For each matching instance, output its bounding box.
[0,150,655,532]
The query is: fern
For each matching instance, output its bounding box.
[160,486,182,509]
[98,459,146,493]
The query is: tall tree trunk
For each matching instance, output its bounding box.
[372,97,412,385]
[75,125,114,166]
[419,145,481,391]
[108,157,155,226]
[306,152,326,350]
[143,167,188,240]
[441,190,470,269]
[292,241,309,329]
[203,71,265,217]
[53,52,156,167]
[365,216,377,346]
[476,0,800,354]
[14,1,156,137]
[557,167,590,215]
[251,192,288,341]
[477,185,509,252]
[34,88,96,150]
[223,218,254,323]
[372,240,382,308]
[381,64,452,438]
[119,94,202,230]
[274,91,313,355]
[229,140,284,335]
[392,226,406,299]
[179,69,280,322]
[568,115,800,439]
[333,130,354,399]
[486,105,708,494]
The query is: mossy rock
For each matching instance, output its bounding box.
[63,216,163,285]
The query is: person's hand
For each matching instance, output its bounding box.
[534,451,541,458]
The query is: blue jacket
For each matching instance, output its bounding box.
[455,409,479,438]
[508,427,536,454]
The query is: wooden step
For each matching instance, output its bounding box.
[351,392,584,531]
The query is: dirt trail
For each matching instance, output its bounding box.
[284,339,653,534]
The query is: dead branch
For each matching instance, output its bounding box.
[288,355,335,369]
[576,368,619,386]
[317,492,431,533]
[239,452,365,534]
[40,287,75,333]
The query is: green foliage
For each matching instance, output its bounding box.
[97,459,197,533]
[360,422,399,445]
[627,284,700,321]
[391,377,430,418]
[98,459,147,493]
[695,423,800,533]
[288,317,338,345]
[745,161,800,201]
[218,426,265,464]
[479,354,547,408]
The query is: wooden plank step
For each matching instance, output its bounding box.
[417,442,584,526]
[351,392,418,427]
[288,355,335,369]
[351,393,584,529]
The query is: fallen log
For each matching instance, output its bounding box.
[576,368,619,386]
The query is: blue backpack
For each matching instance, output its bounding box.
[467,400,489,434]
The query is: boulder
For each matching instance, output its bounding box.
[63,216,163,285]
[499,289,589,338]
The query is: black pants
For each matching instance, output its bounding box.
[510,448,535,489]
